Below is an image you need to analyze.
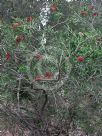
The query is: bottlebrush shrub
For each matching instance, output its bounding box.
[0,1,102,136]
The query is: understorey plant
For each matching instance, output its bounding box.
[0,0,102,136]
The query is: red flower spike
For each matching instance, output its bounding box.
[34,76,42,81]
[92,12,98,17]
[6,52,11,60]
[34,53,42,61]
[11,22,21,29]
[77,56,84,62]
[80,11,87,16]
[44,72,53,79]
[88,5,94,10]
[26,16,33,22]
[15,35,24,44]
[50,4,57,12]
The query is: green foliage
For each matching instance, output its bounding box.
[0,0,102,135]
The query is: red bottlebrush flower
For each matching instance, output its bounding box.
[92,12,98,17]
[26,16,33,22]
[88,5,94,10]
[50,4,57,12]
[80,11,87,16]
[44,72,53,79]
[34,53,42,61]
[11,22,21,29]
[34,76,42,81]
[15,35,24,44]
[6,52,10,60]
[77,56,84,62]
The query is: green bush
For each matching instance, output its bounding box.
[0,0,102,135]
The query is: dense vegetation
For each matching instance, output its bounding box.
[0,0,102,136]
